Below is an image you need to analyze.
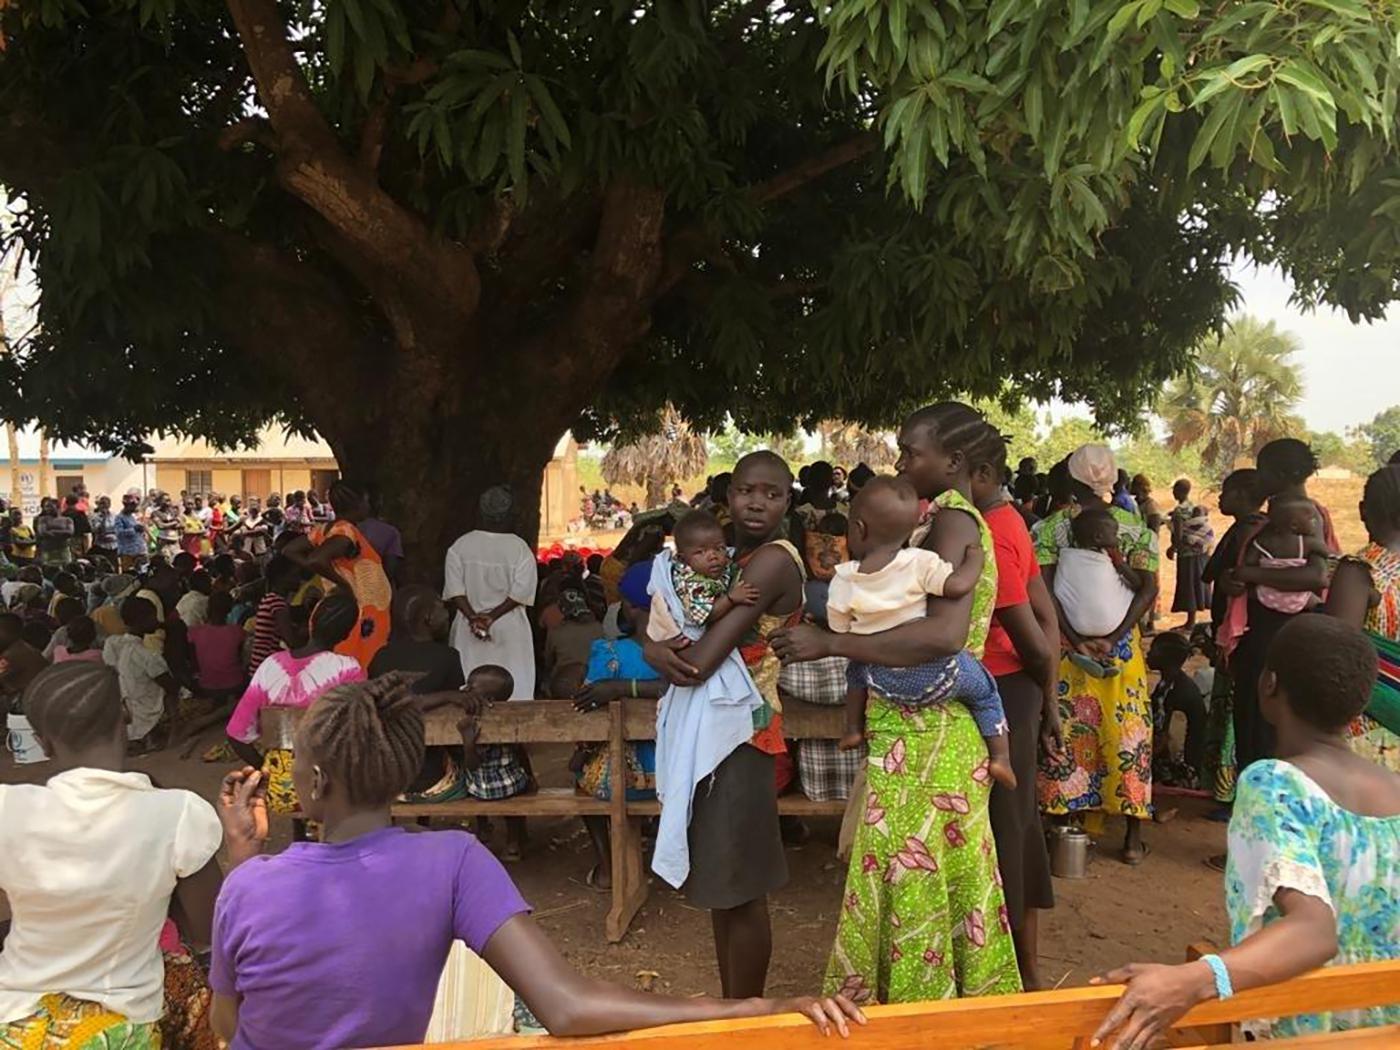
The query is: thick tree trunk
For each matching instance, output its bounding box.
[315,346,572,586]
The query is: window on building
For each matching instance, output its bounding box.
[185,470,213,496]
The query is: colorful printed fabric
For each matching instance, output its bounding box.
[1034,505,1160,574]
[1036,630,1153,818]
[308,519,392,672]
[1206,670,1238,805]
[1346,543,1400,771]
[823,488,1018,1004]
[160,950,218,1050]
[823,698,1022,1004]
[735,539,806,755]
[670,560,736,628]
[0,994,159,1050]
[1226,759,1400,1038]
[263,747,300,815]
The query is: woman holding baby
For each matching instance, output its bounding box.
[773,402,1022,1005]
[1034,444,1160,865]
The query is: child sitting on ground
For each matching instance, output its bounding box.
[459,664,532,861]
[52,614,103,664]
[188,591,248,702]
[1244,495,1330,614]
[1052,505,1146,678]
[646,510,758,642]
[830,476,1015,788]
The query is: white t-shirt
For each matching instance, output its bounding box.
[175,590,209,628]
[0,768,222,1024]
[103,634,171,740]
[1052,547,1135,638]
[827,548,956,635]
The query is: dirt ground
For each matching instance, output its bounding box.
[1,732,1228,999]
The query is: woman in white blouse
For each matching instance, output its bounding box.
[0,662,264,1048]
[443,486,538,698]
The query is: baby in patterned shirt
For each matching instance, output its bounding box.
[646,510,758,644]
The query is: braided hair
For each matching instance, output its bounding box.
[906,402,1006,471]
[300,673,426,806]
[24,662,125,753]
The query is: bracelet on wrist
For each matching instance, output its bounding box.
[1200,954,1234,1000]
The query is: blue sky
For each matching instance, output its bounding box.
[1229,258,1399,434]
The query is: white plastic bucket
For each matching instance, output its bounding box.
[6,714,47,764]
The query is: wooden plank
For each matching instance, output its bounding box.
[391,789,610,818]
[1174,1026,1400,1048]
[624,796,844,819]
[424,701,614,745]
[380,961,1400,1050]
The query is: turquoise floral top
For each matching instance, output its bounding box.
[1226,760,1400,1038]
[1033,505,1160,573]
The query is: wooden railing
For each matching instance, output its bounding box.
[260,695,848,942]
[377,959,1400,1050]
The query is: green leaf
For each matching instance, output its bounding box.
[1223,54,1273,80]
[1275,61,1336,107]
[325,5,346,72]
[1024,76,1043,137]
[942,69,993,92]
[1188,92,1242,172]
[507,86,528,193]
[1162,0,1198,16]
[525,75,572,148]
[1125,91,1167,149]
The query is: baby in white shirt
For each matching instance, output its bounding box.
[827,476,1014,788]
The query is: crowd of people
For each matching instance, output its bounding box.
[0,409,1397,1050]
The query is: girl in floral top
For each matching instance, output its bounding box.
[1090,614,1400,1047]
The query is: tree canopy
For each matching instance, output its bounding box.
[1356,405,1400,468]
[1,0,1398,550]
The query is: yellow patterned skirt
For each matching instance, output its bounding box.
[263,748,300,815]
[0,994,160,1049]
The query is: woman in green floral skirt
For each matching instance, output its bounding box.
[774,403,1022,1004]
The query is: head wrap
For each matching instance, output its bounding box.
[479,485,514,523]
[618,558,653,610]
[1068,444,1116,502]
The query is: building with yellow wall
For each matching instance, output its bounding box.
[1,427,580,535]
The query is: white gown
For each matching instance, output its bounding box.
[443,530,538,699]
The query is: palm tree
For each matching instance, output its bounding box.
[602,404,709,510]
[822,421,898,470]
[1162,315,1305,479]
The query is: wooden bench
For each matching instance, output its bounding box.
[260,695,849,942]
[378,958,1400,1049]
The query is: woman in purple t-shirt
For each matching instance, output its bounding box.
[210,675,863,1050]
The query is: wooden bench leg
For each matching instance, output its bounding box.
[606,816,648,943]
[604,700,649,943]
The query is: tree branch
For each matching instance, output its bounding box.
[750,131,879,204]
[223,0,482,325]
[218,116,276,152]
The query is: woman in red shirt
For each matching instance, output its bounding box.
[970,441,1061,990]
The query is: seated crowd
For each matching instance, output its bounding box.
[0,408,1397,1050]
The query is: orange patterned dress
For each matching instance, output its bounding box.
[309,519,391,672]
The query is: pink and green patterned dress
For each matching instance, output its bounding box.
[824,489,1022,1004]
